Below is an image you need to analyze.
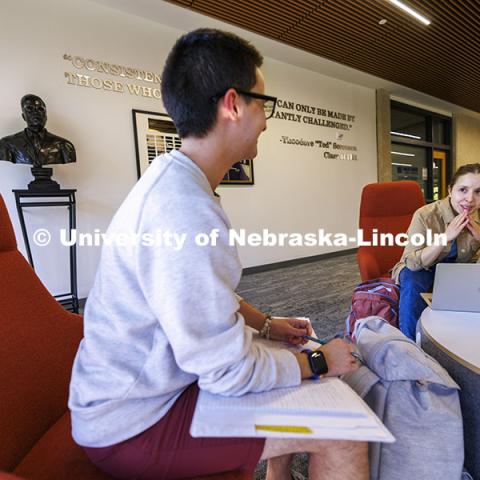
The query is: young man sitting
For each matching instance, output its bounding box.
[69,28,368,480]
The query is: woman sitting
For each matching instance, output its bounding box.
[392,163,480,340]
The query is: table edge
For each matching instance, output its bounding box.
[420,318,480,375]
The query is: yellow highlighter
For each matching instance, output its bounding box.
[255,425,313,434]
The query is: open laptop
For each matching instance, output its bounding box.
[432,263,480,313]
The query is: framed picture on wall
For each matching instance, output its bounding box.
[221,159,254,185]
[132,109,181,178]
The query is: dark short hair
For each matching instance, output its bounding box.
[449,163,480,189]
[21,94,45,109]
[161,28,263,138]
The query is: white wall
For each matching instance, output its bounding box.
[219,58,376,266]
[0,0,376,298]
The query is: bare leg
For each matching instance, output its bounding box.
[309,440,368,480]
[261,438,368,480]
[265,454,293,480]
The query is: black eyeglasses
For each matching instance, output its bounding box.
[212,88,277,120]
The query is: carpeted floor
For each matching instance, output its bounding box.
[238,252,360,339]
[237,252,361,479]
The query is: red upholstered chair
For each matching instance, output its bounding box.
[357,181,425,281]
[0,194,250,480]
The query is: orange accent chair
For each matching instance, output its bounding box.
[0,194,250,480]
[357,181,425,281]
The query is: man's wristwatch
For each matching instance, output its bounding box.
[307,350,329,377]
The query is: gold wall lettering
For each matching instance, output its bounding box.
[125,83,161,99]
[63,54,161,83]
[276,97,359,160]
[274,97,356,131]
[63,54,162,100]
[64,72,124,92]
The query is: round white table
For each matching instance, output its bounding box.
[419,307,480,479]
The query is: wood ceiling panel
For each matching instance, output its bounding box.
[165,0,480,112]
[279,31,474,102]
[193,0,305,32]
[188,8,288,36]
[288,14,480,97]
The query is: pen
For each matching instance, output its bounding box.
[302,332,342,345]
[350,351,366,365]
[302,335,327,345]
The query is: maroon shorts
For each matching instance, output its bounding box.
[83,383,265,479]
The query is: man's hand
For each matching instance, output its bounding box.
[269,317,312,345]
[320,338,359,377]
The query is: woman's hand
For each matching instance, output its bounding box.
[445,211,469,241]
[269,317,312,345]
[466,216,480,241]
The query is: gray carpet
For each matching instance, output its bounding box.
[238,253,360,340]
[237,252,360,479]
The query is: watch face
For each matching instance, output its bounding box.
[309,351,328,376]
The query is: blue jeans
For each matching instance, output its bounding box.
[399,241,457,340]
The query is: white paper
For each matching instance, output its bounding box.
[190,319,394,442]
[197,379,366,416]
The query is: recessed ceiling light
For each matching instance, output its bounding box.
[387,0,431,26]
[379,19,388,25]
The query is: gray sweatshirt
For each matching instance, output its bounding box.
[68,150,300,447]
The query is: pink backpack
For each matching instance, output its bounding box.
[345,278,400,339]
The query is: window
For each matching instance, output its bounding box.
[390,102,452,203]
[391,145,428,195]
[432,118,450,145]
[391,109,426,141]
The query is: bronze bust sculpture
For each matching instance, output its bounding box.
[0,94,76,191]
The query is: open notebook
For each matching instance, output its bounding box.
[190,324,394,442]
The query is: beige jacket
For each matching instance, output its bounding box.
[392,197,480,283]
